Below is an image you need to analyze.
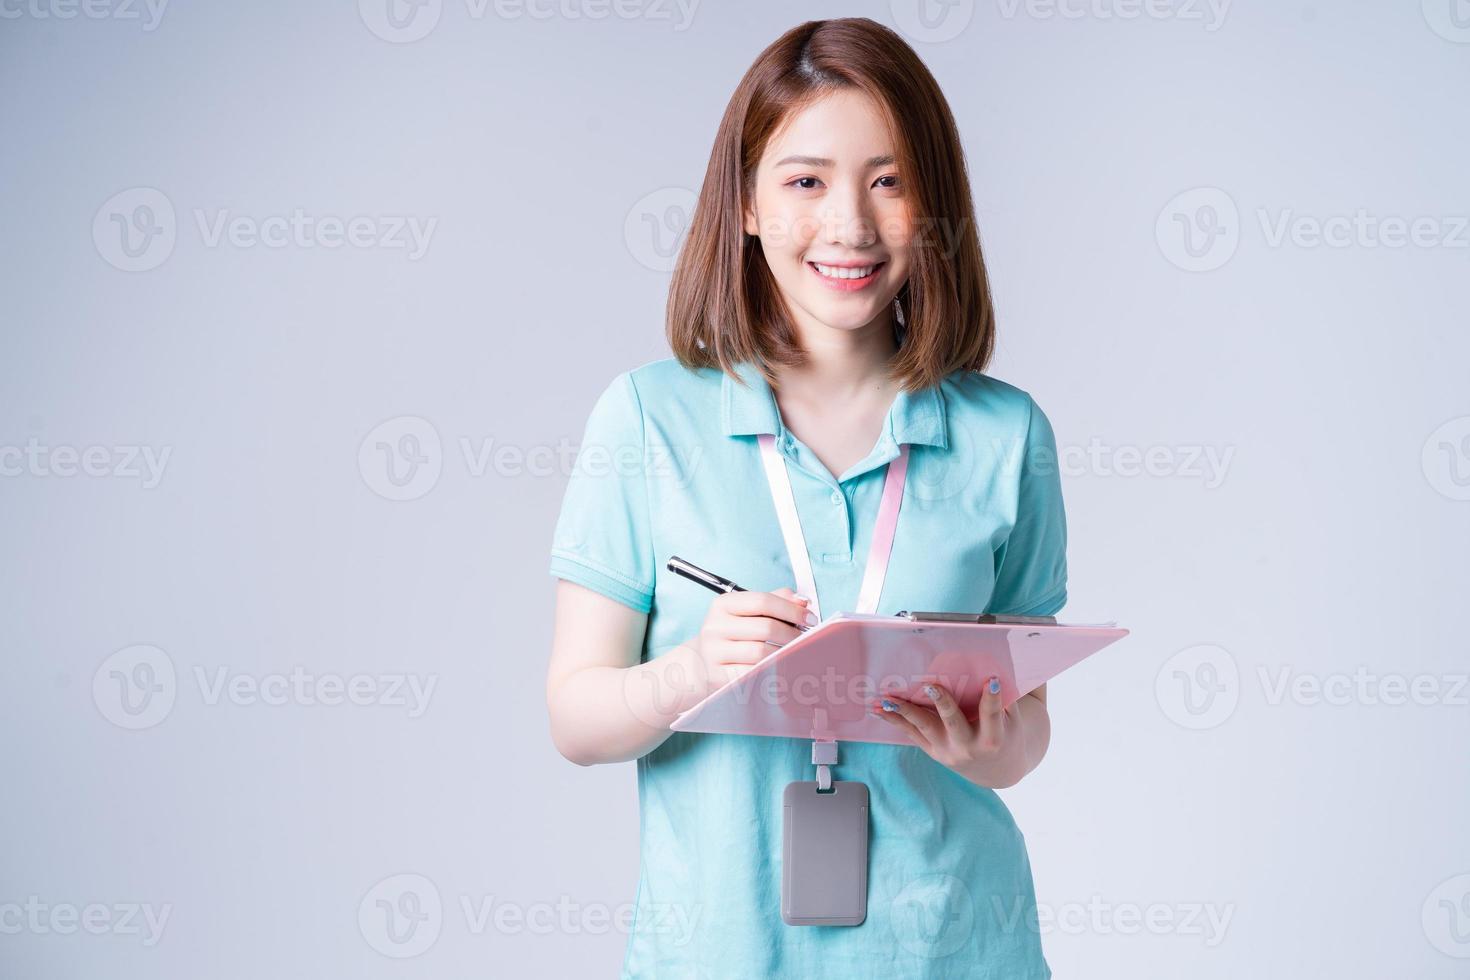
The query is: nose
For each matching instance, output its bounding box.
[820,181,877,250]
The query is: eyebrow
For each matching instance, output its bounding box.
[773,154,896,168]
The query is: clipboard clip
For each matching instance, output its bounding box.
[811,738,838,793]
[895,611,1059,625]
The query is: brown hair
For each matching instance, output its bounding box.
[666,17,997,394]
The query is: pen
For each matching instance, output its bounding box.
[666,556,813,632]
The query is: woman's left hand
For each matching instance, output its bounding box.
[869,678,1035,789]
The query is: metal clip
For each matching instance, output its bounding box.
[812,738,838,793]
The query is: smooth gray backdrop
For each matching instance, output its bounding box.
[2,1,1467,977]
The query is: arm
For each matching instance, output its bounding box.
[1003,683,1051,786]
[545,579,702,767]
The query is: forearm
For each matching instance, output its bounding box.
[548,645,703,766]
[1012,691,1051,782]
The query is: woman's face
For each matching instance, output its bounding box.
[743,89,913,341]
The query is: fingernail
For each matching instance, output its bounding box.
[805,611,819,626]
[794,593,811,604]
[881,699,897,712]
[989,677,1000,695]
[923,684,939,699]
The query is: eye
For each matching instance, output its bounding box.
[785,174,901,191]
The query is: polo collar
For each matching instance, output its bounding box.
[721,359,948,450]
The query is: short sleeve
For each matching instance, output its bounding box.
[985,395,1068,617]
[548,371,656,613]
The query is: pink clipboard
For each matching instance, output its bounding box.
[669,612,1129,746]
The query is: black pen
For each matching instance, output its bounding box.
[666,556,813,632]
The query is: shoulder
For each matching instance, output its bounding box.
[601,356,724,419]
[624,355,721,396]
[575,356,721,439]
[940,369,1052,438]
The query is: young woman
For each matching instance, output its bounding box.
[546,18,1066,979]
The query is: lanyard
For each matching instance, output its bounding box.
[755,432,910,622]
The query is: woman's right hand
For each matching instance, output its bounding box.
[676,586,817,704]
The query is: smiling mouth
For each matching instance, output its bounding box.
[807,261,886,289]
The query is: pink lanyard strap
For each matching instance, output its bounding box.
[756,433,909,621]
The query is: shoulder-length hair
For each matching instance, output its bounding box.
[667,17,997,394]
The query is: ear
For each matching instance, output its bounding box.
[743,202,759,238]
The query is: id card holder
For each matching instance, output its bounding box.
[781,740,869,926]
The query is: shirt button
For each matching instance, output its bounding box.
[830,490,842,505]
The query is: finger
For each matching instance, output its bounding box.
[716,614,803,647]
[712,640,778,666]
[771,586,817,610]
[722,588,818,629]
[922,682,974,744]
[977,675,1006,749]
[871,700,933,750]
[876,695,946,747]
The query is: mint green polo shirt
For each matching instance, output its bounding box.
[549,356,1067,979]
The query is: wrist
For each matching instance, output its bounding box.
[654,643,709,719]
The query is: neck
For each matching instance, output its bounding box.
[773,308,900,398]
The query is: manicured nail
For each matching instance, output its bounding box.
[805,611,819,626]
[881,699,898,712]
[988,677,1000,695]
[923,684,939,699]
[794,593,811,604]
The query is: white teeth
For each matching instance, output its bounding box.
[813,262,878,279]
